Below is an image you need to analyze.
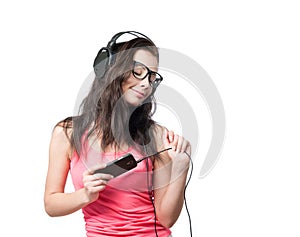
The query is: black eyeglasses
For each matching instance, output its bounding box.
[132,61,163,87]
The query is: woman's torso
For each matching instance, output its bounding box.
[70,143,171,237]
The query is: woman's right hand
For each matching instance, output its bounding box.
[82,165,114,203]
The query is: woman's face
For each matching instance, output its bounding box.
[121,49,158,106]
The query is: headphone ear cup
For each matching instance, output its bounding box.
[93,47,111,78]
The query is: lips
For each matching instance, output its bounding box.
[131,88,145,98]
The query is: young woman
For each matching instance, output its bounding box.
[44,32,191,237]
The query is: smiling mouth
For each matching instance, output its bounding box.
[131,88,145,97]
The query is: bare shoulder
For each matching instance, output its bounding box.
[52,121,72,142]
[152,123,172,165]
[152,123,166,148]
[50,120,73,159]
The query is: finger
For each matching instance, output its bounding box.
[83,172,113,185]
[83,163,107,176]
[171,134,179,151]
[168,130,174,143]
[92,179,108,186]
[176,135,183,153]
[183,142,192,159]
[180,138,190,153]
[89,185,107,193]
[85,179,108,189]
[93,173,114,181]
[85,183,107,194]
[90,163,108,174]
[186,141,191,154]
[163,128,171,147]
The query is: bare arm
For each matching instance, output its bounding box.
[153,126,191,228]
[44,125,112,217]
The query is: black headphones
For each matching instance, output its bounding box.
[93,31,154,78]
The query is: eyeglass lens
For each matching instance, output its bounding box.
[133,61,162,84]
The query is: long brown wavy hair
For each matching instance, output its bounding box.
[59,37,160,156]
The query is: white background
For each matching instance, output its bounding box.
[1,0,299,236]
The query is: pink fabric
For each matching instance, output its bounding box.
[70,144,171,237]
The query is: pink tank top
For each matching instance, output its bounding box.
[70,143,172,237]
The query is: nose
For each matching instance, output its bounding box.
[139,75,151,88]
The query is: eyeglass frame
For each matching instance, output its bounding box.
[132,60,163,87]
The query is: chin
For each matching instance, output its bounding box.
[124,95,148,107]
[125,100,143,107]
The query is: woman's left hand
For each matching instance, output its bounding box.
[163,129,191,173]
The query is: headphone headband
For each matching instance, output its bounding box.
[107,31,154,48]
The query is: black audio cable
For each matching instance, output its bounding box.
[141,148,193,237]
[136,147,172,163]
[183,151,193,237]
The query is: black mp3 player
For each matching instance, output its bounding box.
[93,153,137,178]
